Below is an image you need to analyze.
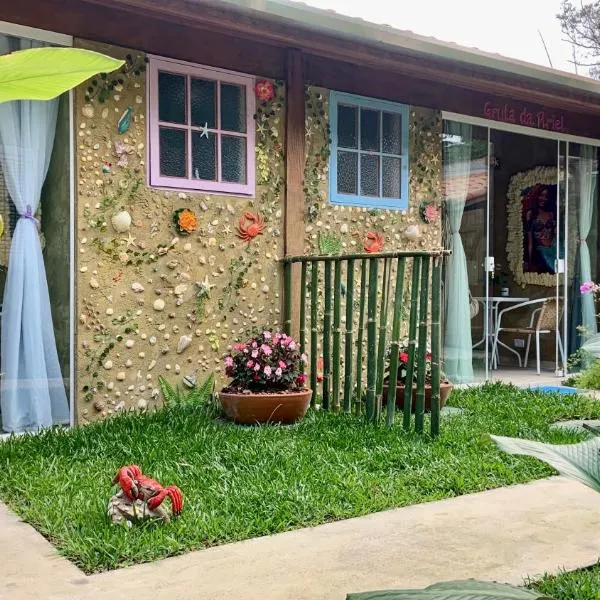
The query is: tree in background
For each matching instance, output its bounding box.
[558,0,600,78]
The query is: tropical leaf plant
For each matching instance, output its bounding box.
[0,47,124,103]
[346,580,553,599]
[491,434,600,493]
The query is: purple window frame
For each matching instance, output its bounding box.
[148,56,256,195]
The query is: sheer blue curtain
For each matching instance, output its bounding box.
[443,121,474,383]
[0,35,69,432]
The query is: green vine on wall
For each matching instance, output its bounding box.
[409,110,442,203]
[304,87,331,222]
[255,80,285,218]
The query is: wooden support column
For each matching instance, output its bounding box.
[284,48,306,338]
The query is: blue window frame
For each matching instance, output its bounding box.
[329,91,409,210]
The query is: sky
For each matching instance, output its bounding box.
[298,0,584,76]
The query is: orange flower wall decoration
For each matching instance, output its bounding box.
[173,208,197,235]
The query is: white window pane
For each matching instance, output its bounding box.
[191,78,216,128]
[382,112,402,155]
[337,104,358,149]
[382,156,402,199]
[337,151,358,195]
[158,72,186,124]
[360,109,380,151]
[360,153,379,197]
[159,127,187,177]
[192,131,216,181]
[221,135,247,183]
[220,84,246,132]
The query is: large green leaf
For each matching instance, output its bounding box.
[347,580,553,599]
[0,47,124,103]
[491,434,600,493]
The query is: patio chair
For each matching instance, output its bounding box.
[491,297,565,375]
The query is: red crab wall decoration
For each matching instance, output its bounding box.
[364,231,385,253]
[236,211,265,242]
[112,464,183,522]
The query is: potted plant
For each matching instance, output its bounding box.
[219,330,312,424]
[382,344,453,413]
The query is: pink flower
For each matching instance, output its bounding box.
[581,281,596,294]
[278,360,287,369]
[261,344,272,355]
[254,363,261,371]
[246,360,254,368]
[252,341,258,348]
[263,331,272,339]
[224,356,234,367]
[251,349,259,358]
[264,365,272,376]
[275,367,282,377]
[423,203,439,224]
[233,343,246,351]
[289,341,296,350]
[301,353,307,362]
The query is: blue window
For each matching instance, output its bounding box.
[329,91,409,210]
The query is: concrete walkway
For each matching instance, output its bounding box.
[2,477,600,600]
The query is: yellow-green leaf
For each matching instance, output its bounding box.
[0,47,124,103]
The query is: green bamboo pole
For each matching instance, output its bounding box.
[355,259,367,414]
[386,257,406,427]
[376,258,392,400]
[310,261,319,406]
[283,262,292,335]
[332,260,342,411]
[365,258,379,423]
[299,261,307,354]
[343,259,355,413]
[414,256,430,434]
[403,257,421,431]
[322,261,333,411]
[430,255,442,437]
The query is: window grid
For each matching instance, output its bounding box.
[329,91,409,210]
[148,56,255,195]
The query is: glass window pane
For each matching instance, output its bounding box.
[337,104,358,149]
[360,109,380,151]
[192,131,216,181]
[222,135,247,184]
[220,84,246,132]
[382,112,402,155]
[159,128,187,177]
[191,78,216,128]
[158,72,186,124]
[382,156,401,198]
[360,154,379,197]
[337,151,358,195]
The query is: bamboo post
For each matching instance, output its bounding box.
[343,259,355,412]
[355,259,367,414]
[365,258,379,423]
[310,261,319,406]
[403,257,421,431]
[376,258,392,400]
[386,257,406,427]
[299,261,307,354]
[430,255,442,437]
[332,260,342,411]
[414,256,430,433]
[322,261,333,410]
[283,262,292,335]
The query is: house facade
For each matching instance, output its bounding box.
[2,0,600,431]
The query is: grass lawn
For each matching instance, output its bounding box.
[0,382,598,573]
[530,563,600,599]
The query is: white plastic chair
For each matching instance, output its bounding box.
[491,298,565,375]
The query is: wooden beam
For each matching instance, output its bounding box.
[284,48,306,338]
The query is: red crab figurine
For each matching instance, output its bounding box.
[364,231,385,253]
[112,465,183,521]
[236,211,265,242]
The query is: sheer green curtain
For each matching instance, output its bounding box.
[443,121,474,383]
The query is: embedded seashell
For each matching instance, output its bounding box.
[131,282,145,293]
[153,299,165,311]
[177,335,192,354]
[403,225,420,240]
[183,375,196,389]
[111,210,132,233]
[104,360,113,370]
[82,105,94,118]
[174,284,188,296]
[89,278,100,289]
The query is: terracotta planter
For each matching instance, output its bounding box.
[218,389,312,425]
[382,381,453,413]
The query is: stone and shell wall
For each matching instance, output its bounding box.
[72,41,442,424]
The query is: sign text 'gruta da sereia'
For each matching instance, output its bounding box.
[483,102,566,133]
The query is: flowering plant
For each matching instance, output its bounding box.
[581,281,599,295]
[385,343,444,385]
[172,208,197,235]
[223,330,308,392]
